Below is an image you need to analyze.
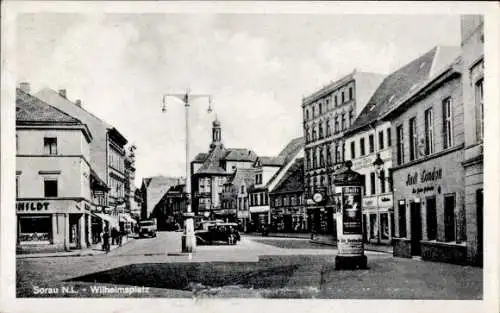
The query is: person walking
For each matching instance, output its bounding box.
[111,227,118,245]
[102,228,110,253]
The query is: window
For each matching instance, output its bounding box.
[334,93,338,106]
[444,194,456,242]
[475,79,484,141]
[313,149,317,168]
[350,141,356,159]
[387,128,392,147]
[341,91,345,103]
[326,121,330,136]
[326,147,332,165]
[360,138,365,156]
[16,135,19,153]
[398,200,407,237]
[284,196,289,206]
[319,102,323,114]
[362,175,366,196]
[369,134,374,154]
[349,111,354,127]
[396,125,404,165]
[349,86,353,100]
[306,109,309,121]
[341,114,346,130]
[424,108,434,155]
[335,116,339,133]
[442,98,453,149]
[426,197,437,241]
[312,106,316,117]
[335,143,341,163]
[378,131,384,150]
[43,137,57,155]
[16,176,20,197]
[44,179,58,197]
[380,170,386,194]
[240,185,245,194]
[326,98,330,110]
[409,117,418,161]
[319,122,324,139]
[319,146,324,167]
[370,172,376,195]
[259,193,264,206]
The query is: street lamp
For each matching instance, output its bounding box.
[372,153,392,190]
[161,88,214,254]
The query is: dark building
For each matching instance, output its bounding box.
[151,183,186,231]
[269,158,307,233]
[220,168,256,226]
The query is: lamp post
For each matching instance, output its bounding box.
[161,88,214,254]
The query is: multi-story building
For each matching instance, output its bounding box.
[124,145,137,214]
[269,158,307,233]
[248,137,304,232]
[220,168,256,228]
[151,183,186,231]
[460,15,484,266]
[191,119,258,218]
[16,86,99,253]
[302,70,385,243]
[343,46,460,246]
[140,176,183,219]
[382,53,466,264]
[35,88,128,220]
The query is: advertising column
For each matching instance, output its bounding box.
[333,161,367,270]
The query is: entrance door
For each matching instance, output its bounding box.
[362,214,367,242]
[410,202,422,256]
[476,189,483,266]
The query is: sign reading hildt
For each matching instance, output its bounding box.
[333,161,367,270]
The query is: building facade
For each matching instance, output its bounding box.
[383,57,467,264]
[16,87,96,253]
[35,88,128,223]
[191,119,258,219]
[151,183,186,231]
[302,70,385,243]
[460,15,484,266]
[269,158,307,233]
[220,168,256,228]
[140,176,183,219]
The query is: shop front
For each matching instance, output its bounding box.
[392,148,466,264]
[249,206,269,232]
[362,194,394,245]
[16,199,93,253]
[271,207,308,233]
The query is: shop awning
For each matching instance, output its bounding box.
[93,213,118,227]
[119,214,137,224]
[249,206,269,214]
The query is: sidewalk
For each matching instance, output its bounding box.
[16,235,135,259]
[245,232,393,254]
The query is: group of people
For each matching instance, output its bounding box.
[101,226,125,252]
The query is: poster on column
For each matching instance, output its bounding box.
[337,186,364,256]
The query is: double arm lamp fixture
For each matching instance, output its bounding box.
[372,153,393,190]
[162,90,214,113]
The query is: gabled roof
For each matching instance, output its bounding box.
[196,145,228,175]
[256,156,285,167]
[270,158,304,195]
[226,168,257,186]
[223,148,258,162]
[346,46,460,135]
[277,137,304,164]
[16,88,92,141]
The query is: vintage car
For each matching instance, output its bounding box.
[195,222,240,245]
[138,219,157,238]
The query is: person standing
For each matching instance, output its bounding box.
[102,228,110,252]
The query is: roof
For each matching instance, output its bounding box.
[193,153,209,163]
[16,88,92,141]
[346,46,460,135]
[223,148,258,162]
[277,137,304,164]
[196,145,228,175]
[257,156,285,167]
[270,158,304,194]
[227,168,257,186]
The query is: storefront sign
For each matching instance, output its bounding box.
[237,211,249,218]
[406,167,443,186]
[336,186,364,256]
[377,195,393,208]
[17,201,49,212]
[362,197,376,207]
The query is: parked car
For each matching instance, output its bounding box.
[195,222,240,245]
[138,219,157,238]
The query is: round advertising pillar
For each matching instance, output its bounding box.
[333,161,367,270]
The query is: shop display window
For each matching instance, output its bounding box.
[380,213,389,240]
[19,215,51,242]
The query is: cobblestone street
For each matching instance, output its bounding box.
[17,232,482,299]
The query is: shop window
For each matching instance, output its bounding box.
[44,179,58,197]
[368,134,374,153]
[43,137,57,155]
[444,194,456,242]
[380,213,389,240]
[378,130,384,150]
[387,128,392,147]
[370,172,376,195]
[19,215,51,242]
[350,141,356,159]
[398,200,407,237]
[425,108,434,155]
[369,214,377,240]
[360,138,365,156]
[396,125,404,165]
[442,97,453,149]
[475,79,484,141]
[409,117,418,161]
[426,196,437,241]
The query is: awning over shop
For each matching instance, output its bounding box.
[93,213,118,228]
[119,213,137,224]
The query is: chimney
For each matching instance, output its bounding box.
[75,99,82,106]
[19,82,30,94]
[58,89,67,98]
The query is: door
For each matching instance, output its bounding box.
[410,202,422,256]
[362,214,367,242]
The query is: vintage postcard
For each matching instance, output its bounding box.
[1,1,498,313]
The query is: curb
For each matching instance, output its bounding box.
[17,236,136,259]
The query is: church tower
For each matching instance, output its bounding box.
[210,118,223,150]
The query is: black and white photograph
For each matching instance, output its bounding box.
[1,1,498,313]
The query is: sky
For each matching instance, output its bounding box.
[15,13,461,186]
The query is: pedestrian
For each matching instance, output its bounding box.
[102,228,110,252]
[118,225,124,246]
[111,227,118,245]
